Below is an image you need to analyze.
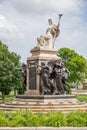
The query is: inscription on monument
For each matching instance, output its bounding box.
[29,67,36,90]
[28,60,37,90]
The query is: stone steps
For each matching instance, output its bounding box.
[0,104,86,110]
[0,103,87,108]
[0,103,87,113]
[15,99,44,103]
[15,99,81,103]
[0,106,86,113]
[0,95,87,113]
[4,101,84,105]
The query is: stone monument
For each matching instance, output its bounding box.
[0,15,87,113]
[25,14,70,95]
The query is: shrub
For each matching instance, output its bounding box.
[0,110,87,127]
[0,115,8,127]
[9,115,27,127]
[45,111,67,127]
[4,111,17,121]
[25,112,46,126]
[67,110,87,127]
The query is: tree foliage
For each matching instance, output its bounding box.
[0,41,22,99]
[58,48,87,84]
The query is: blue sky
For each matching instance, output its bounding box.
[0,0,87,62]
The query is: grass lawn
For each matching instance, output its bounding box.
[76,95,87,103]
[0,92,15,103]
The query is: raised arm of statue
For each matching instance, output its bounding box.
[36,15,63,50]
[46,18,60,39]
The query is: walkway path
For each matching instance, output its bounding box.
[0,127,87,130]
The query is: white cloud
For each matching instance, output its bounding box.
[2,0,83,17]
[0,14,24,41]
[0,15,6,27]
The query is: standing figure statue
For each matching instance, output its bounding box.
[37,14,63,49]
[62,64,70,93]
[21,63,27,94]
[12,63,27,94]
[52,60,65,94]
[50,59,70,95]
[37,62,56,95]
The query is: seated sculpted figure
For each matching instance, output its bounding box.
[37,18,60,49]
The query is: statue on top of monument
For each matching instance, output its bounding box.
[37,14,63,49]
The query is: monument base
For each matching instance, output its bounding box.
[28,47,59,60]
[26,47,61,95]
[0,95,87,113]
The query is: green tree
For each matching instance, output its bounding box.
[0,41,22,100]
[58,48,87,86]
[10,52,22,96]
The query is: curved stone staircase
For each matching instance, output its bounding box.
[0,95,87,113]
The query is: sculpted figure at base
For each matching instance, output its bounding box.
[12,63,27,94]
[37,58,70,95]
[62,65,70,93]
[37,14,63,49]
[52,61,65,94]
[37,62,56,95]
[52,60,70,94]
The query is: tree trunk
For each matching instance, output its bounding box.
[14,88,16,97]
[1,91,5,101]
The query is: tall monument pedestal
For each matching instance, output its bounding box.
[26,47,61,95]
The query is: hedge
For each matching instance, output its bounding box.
[0,110,87,127]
